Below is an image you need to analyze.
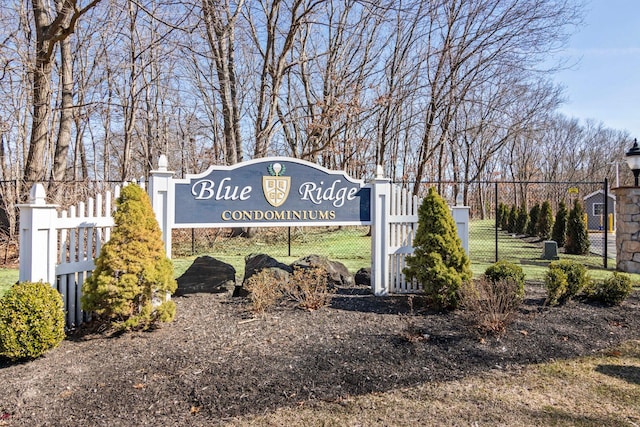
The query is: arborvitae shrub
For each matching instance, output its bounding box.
[507,205,518,234]
[527,204,540,236]
[0,282,65,360]
[516,205,528,235]
[403,188,472,309]
[496,203,505,229]
[500,204,510,230]
[545,260,590,305]
[82,184,177,331]
[551,201,568,247]
[565,199,590,255]
[484,260,525,298]
[536,200,554,240]
[586,272,633,306]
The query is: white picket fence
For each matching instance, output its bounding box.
[18,181,143,327]
[387,184,421,293]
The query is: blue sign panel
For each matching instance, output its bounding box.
[174,158,371,226]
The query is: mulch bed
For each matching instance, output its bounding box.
[0,283,639,426]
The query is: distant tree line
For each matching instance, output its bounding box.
[0,0,631,234]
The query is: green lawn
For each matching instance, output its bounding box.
[172,226,372,280]
[469,219,625,282]
[0,268,19,296]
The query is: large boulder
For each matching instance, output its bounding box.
[354,267,371,287]
[290,254,353,288]
[233,254,293,297]
[242,253,293,283]
[176,256,235,296]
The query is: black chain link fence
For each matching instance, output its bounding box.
[414,180,614,280]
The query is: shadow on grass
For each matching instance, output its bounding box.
[595,364,640,385]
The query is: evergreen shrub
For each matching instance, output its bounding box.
[82,184,177,331]
[551,201,568,247]
[544,268,568,306]
[536,200,554,240]
[0,282,65,360]
[403,188,472,309]
[545,260,589,305]
[586,272,634,306]
[507,205,517,234]
[516,205,528,235]
[527,204,540,236]
[497,203,505,229]
[565,199,590,255]
[500,204,510,230]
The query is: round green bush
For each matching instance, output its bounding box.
[0,282,66,360]
[587,272,633,306]
[545,268,568,306]
[484,261,525,298]
[545,260,590,305]
[550,260,589,299]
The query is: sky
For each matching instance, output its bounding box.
[553,0,640,140]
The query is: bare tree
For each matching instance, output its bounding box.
[24,0,102,187]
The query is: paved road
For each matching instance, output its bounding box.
[588,232,616,259]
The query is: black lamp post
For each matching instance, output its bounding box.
[626,138,640,186]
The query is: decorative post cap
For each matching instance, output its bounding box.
[158,154,168,171]
[29,183,46,205]
[376,165,385,179]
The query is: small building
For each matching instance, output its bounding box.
[583,189,615,231]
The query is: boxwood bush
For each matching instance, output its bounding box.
[0,282,66,360]
[545,260,590,305]
[586,272,634,306]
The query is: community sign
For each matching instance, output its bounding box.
[173,158,371,227]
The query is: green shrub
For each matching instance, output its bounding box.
[586,272,634,306]
[459,276,523,335]
[507,205,518,234]
[545,260,590,305]
[516,205,528,235]
[500,204,510,230]
[545,268,568,306]
[565,199,590,255]
[527,204,540,236]
[536,200,554,240]
[82,184,177,331]
[0,282,65,360]
[496,203,506,230]
[403,188,472,309]
[484,261,525,298]
[551,201,568,247]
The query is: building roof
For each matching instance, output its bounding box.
[583,189,616,201]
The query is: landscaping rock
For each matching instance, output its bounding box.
[242,253,293,282]
[176,256,235,296]
[234,254,293,297]
[355,267,371,287]
[290,254,354,287]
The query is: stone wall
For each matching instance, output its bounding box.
[614,187,640,273]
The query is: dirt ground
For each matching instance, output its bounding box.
[0,283,639,426]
